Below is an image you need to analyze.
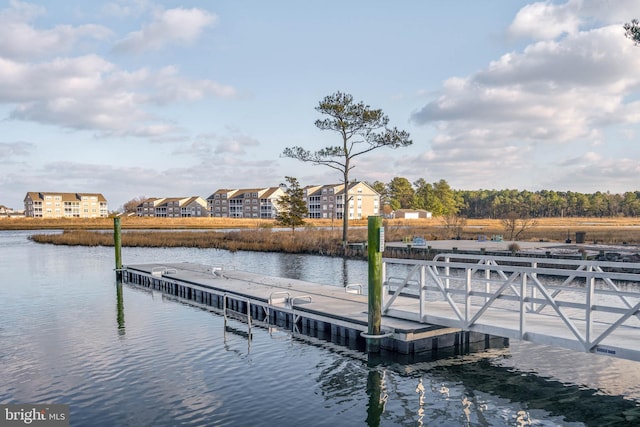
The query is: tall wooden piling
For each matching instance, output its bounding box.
[367,216,384,353]
[116,281,125,334]
[114,217,122,280]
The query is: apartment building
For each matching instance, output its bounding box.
[304,182,379,220]
[136,197,208,217]
[206,187,285,219]
[23,192,108,218]
[205,181,379,220]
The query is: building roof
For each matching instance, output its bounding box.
[24,192,107,202]
[206,189,238,199]
[259,187,283,198]
[303,181,378,197]
[139,197,205,208]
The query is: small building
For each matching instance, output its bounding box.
[393,209,432,219]
[23,192,108,218]
[136,197,208,217]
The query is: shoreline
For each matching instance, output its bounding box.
[23,228,640,262]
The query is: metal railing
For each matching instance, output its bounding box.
[382,254,640,360]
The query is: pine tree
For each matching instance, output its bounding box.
[275,176,308,232]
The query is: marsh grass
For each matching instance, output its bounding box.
[0,216,271,230]
[29,229,352,255]
[19,216,640,255]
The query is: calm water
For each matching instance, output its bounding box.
[2,230,640,426]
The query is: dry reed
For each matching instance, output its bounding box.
[20,216,640,255]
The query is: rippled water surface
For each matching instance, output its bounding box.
[2,230,640,426]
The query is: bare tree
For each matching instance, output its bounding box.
[282,91,412,248]
[442,214,467,239]
[501,212,537,241]
[121,195,147,214]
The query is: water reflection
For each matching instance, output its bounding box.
[365,368,387,427]
[278,253,304,280]
[115,281,125,335]
[275,253,355,288]
[5,230,640,426]
[119,267,640,426]
[341,257,350,287]
[421,357,640,426]
[415,378,425,426]
[223,323,251,355]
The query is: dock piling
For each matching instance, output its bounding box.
[366,216,384,353]
[114,217,122,280]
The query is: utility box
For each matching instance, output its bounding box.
[575,231,586,244]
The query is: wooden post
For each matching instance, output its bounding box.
[367,216,383,353]
[114,217,122,280]
[116,281,125,334]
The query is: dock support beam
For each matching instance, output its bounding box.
[114,217,122,280]
[366,216,384,353]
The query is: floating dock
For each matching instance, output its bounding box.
[122,262,507,355]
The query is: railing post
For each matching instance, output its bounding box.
[420,266,426,321]
[445,256,451,290]
[484,261,490,304]
[530,261,537,312]
[520,273,527,339]
[381,261,387,308]
[586,272,594,347]
[465,268,472,328]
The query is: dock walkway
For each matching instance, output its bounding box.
[123,262,505,355]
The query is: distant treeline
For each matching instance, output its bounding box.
[370,178,640,218]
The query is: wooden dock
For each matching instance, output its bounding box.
[122,262,507,355]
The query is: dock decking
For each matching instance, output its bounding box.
[122,262,506,355]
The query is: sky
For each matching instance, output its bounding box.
[1,0,640,211]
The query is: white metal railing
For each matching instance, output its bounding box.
[382,254,640,360]
[345,283,363,295]
[151,266,177,276]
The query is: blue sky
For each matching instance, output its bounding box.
[1,0,640,211]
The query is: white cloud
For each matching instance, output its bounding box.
[408,1,640,192]
[0,141,34,162]
[508,0,640,41]
[214,133,260,155]
[544,151,640,192]
[101,0,154,18]
[1,0,44,22]
[0,1,112,60]
[149,66,236,102]
[0,3,231,137]
[0,54,235,138]
[411,25,640,164]
[114,7,217,52]
[508,0,581,40]
[172,131,261,160]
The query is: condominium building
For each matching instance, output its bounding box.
[24,192,108,218]
[136,197,208,217]
[304,182,379,220]
[206,181,379,220]
[206,187,285,219]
